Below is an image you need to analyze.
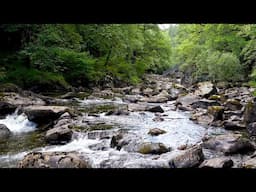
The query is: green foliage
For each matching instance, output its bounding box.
[0,24,172,89]
[169,24,254,83]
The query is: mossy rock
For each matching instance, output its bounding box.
[0,83,20,92]
[209,95,221,100]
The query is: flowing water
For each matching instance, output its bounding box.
[0,98,227,168]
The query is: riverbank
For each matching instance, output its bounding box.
[1,74,256,168]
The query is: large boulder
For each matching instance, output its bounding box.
[0,124,11,140]
[191,99,220,109]
[148,128,166,136]
[199,157,234,168]
[194,81,218,98]
[176,93,200,108]
[137,142,170,155]
[24,106,69,126]
[0,102,17,117]
[18,152,91,168]
[202,133,255,155]
[45,127,73,144]
[168,146,204,168]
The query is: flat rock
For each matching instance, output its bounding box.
[199,157,234,168]
[18,152,91,168]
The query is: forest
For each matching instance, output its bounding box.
[1,24,256,91]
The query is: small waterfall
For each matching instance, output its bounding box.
[0,109,37,133]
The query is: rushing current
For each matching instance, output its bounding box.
[0,98,226,168]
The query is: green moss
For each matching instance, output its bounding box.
[138,144,152,154]
[209,95,221,100]
[79,104,117,114]
[0,131,47,156]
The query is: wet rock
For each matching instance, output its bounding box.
[124,159,170,168]
[92,89,114,99]
[168,87,182,100]
[147,105,164,113]
[105,109,129,116]
[131,88,141,95]
[247,122,256,136]
[244,100,256,125]
[225,99,243,111]
[24,106,69,126]
[88,140,109,151]
[152,116,164,122]
[191,99,220,109]
[148,128,166,136]
[176,93,200,108]
[223,110,243,120]
[168,146,204,168]
[0,102,17,117]
[18,152,91,168]
[207,106,224,121]
[45,127,73,144]
[190,111,214,126]
[208,95,222,101]
[177,144,188,150]
[110,131,140,150]
[199,157,234,168]
[0,124,11,140]
[242,157,256,168]
[142,88,154,96]
[137,142,170,155]
[223,120,246,130]
[194,81,218,98]
[87,130,116,140]
[124,95,144,103]
[128,103,148,112]
[202,133,255,155]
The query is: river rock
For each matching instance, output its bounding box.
[223,110,243,120]
[45,126,73,144]
[142,88,154,96]
[247,122,256,136]
[242,157,256,168]
[202,133,255,155]
[0,124,11,140]
[194,81,218,98]
[244,99,256,125]
[223,120,246,130]
[136,142,170,155]
[225,99,243,111]
[199,157,234,168]
[105,109,129,116]
[147,105,164,113]
[168,146,204,168]
[110,131,141,150]
[148,128,167,136]
[191,99,220,109]
[0,101,17,117]
[24,106,69,126]
[18,152,91,168]
[207,106,224,121]
[131,88,141,95]
[176,93,200,108]
[124,95,144,103]
[88,130,116,140]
